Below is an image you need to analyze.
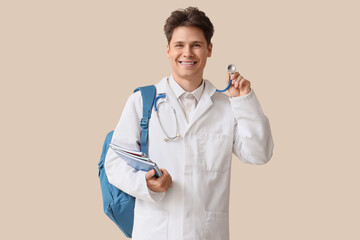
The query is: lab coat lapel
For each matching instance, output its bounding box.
[158,78,188,126]
[188,80,216,128]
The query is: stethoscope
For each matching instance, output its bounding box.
[154,64,236,141]
[216,64,236,92]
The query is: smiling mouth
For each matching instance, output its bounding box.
[178,61,197,66]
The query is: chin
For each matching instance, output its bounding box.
[177,73,199,80]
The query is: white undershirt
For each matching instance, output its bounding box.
[168,75,205,124]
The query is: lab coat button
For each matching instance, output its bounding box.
[185,212,192,217]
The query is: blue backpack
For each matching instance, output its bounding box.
[98,85,156,238]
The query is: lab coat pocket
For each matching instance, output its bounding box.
[204,211,229,240]
[132,209,168,240]
[199,133,232,172]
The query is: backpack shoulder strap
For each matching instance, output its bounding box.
[133,85,156,156]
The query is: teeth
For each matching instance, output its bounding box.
[180,61,196,65]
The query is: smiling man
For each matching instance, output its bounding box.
[166,25,212,92]
[105,6,274,240]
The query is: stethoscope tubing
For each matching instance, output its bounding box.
[154,94,167,111]
[154,64,236,140]
[154,94,180,141]
[216,77,232,92]
[155,75,233,107]
[216,64,236,92]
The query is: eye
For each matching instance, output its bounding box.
[175,44,183,48]
[193,44,201,48]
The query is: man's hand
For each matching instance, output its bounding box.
[227,72,251,97]
[146,168,172,192]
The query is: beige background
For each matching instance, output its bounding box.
[1,0,359,239]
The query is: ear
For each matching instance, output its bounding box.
[166,44,170,58]
[207,43,213,57]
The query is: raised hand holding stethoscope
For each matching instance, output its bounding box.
[217,64,251,97]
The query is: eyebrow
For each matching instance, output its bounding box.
[173,41,205,45]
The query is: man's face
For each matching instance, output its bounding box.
[167,26,212,82]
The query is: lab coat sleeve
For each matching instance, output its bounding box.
[104,92,165,202]
[230,89,274,164]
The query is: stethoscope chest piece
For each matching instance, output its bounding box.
[226,64,236,74]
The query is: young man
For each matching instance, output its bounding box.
[105,7,273,240]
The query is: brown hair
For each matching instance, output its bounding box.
[164,7,214,46]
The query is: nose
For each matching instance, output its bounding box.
[183,45,194,58]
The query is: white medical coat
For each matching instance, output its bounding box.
[105,77,274,240]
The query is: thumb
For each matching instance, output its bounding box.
[145,169,156,180]
[226,73,230,83]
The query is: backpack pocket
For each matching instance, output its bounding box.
[105,192,135,238]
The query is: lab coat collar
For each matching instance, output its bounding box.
[156,76,216,98]
[168,75,205,103]
[156,77,217,135]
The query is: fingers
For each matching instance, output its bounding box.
[162,176,172,191]
[230,72,240,81]
[160,168,172,189]
[146,168,172,192]
[230,72,251,89]
[226,72,239,83]
[146,169,156,180]
[238,77,246,88]
[234,74,244,88]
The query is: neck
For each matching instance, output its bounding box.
[172,74,203,92]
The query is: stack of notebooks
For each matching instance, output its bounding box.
[109,143,163,178]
